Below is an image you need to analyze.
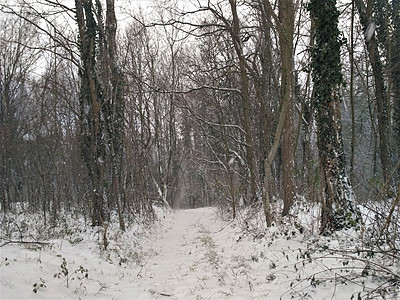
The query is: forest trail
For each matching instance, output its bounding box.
[2,207,375,299]
[135,206,293,299]
[2,206,282,300]
[138,207,238,298]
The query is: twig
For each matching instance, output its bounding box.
[211,219,235,234]
[380,182,400,235]
[137,257,150,278]
[149,289,174,297]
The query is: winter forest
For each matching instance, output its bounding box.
[1,0,400,298]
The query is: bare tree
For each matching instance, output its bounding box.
[0,15,41,213]
[75,0,126,229]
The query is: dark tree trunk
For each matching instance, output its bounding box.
[355,0,392,188]
[103,0,126,231]
[75,0,106,226]
[308,0,359,234]
[228,0,257,202]
[278,0,296,217]
[392,0,400,183]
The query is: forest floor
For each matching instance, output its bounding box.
[1,206,399,299]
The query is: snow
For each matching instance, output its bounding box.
[365,22,376,42]
[1,206,399,299]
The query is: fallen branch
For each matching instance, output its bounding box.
[0,239,50,248]
[149,288,174,297]
[212,219,235,234]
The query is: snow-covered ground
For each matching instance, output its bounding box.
[1,206,399,299]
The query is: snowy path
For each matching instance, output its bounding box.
[117,207,371,299]
[139,207,227,298]
[1,207,378,299]
[3,207,273,299]
[136,207,287,299]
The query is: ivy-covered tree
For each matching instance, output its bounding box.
[75,0,125,229]
[307,0,359,234]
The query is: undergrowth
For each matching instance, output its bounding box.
[233,197,400,299]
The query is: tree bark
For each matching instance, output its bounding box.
[75,0,105,226]
[76,0,126,229]
[391,0,400,183]
[350,0,356,184]
[278,0,296,217]
[228,0,257,202]
[355,0,392,187]
[104,0,125,231]
[308,0,358,234]
[258,0,296,222]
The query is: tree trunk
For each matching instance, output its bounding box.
[350,0,356,185]
[391,0,400,183]
[279,0,296,217]
[75,0,106,226]
[104,0,125,231]
[258,0,296,221]
[228,0,257,202]
[308,0,359,234]
[355,0,392,188]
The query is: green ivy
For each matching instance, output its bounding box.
[307,0,344,106]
